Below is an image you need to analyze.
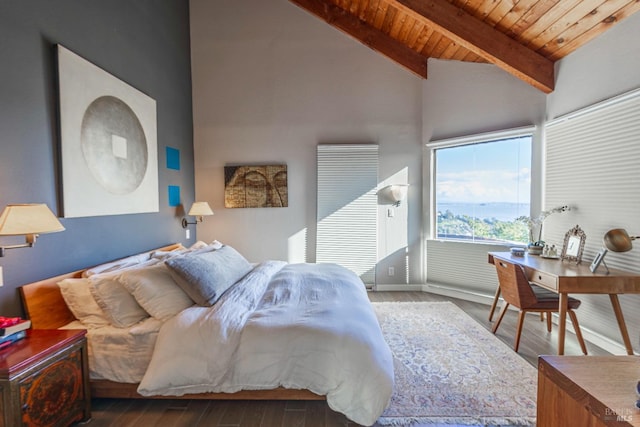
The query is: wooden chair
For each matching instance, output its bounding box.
[491,258,588,354]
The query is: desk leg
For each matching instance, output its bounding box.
[557,293,568,355]
[488,286,501,321]
[609,294,634,355]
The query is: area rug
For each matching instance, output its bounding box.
[373,301,537,426]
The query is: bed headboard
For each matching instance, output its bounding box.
[20,243,184,329]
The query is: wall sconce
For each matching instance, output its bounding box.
[0,204,65,257]
[590,228,639,273]
[385,184,409,207]
[181,202,214,228]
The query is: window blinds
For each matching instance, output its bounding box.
[544,88,640,353]
[316,144,378,285]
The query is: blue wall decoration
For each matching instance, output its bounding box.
[168,185,181,207]
[166,146,180,170]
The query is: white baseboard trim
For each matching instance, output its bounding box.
[421,282,632,356]
[373,284,424,291]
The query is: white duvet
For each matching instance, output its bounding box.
[137,261,394,426]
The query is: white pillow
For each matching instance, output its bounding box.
[90,273,149,328]
[118,263,194,320]
[82,252,151,278]
[57,278,111,328]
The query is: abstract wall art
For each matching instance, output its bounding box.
[224,165,288,208]
[57,44,158,218]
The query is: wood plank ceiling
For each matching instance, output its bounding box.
[289,0,640,93]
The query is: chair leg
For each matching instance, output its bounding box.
[546,312,552,332]
[492,302,510,334]
[514,310,526,352]
[568,310,588,355]
[488,286,501,321]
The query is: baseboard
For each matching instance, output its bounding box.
[372,284,424,291]
[421,282,632,356]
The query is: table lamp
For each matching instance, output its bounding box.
[591,229,639,273]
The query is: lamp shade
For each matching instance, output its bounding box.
[389,184,409,203]
[187,202,214,217]
[0,204,65,236]
[603,228,636,252]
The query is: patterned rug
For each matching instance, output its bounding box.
[373,302,537,426]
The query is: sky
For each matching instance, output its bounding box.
[436,136,531,204]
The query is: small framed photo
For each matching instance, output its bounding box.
[561,225,586,264]
[589,248,608,273]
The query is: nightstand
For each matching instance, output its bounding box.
[0,329,90,426]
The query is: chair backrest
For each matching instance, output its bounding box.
[494,258,538,309]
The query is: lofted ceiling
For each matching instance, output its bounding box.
[289,0,640,93]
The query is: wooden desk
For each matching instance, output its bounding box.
[488,252,640,355]
[537,356,640,426]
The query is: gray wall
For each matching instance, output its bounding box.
[190,0,424,286]
[0,1,194,317]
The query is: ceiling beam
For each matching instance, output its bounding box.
[289,0,428,79]
[392,0,555,93]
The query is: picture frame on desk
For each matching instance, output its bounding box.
[589,248,608,273]
[561,225,586,264]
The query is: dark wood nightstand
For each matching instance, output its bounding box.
[0,329,90,426]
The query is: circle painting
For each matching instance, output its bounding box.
[81,96,148,194]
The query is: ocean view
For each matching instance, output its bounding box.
[438,202,530,222]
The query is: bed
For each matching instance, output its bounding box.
[20,242,394,426]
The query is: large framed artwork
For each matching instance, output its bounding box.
[224,165,288,208]
[57,45,158,218]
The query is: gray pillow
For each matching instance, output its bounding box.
[164,245,253,306]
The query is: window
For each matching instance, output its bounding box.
[428,127,533,245]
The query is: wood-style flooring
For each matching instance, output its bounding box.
[77,291,610,427]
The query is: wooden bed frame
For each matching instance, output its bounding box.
[19,243,322,401]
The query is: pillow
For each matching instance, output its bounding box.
[57,278,111,328]
[82,252,151,278]
[119,263,194,320]
[165,245,253,306]
[90,273,149,328]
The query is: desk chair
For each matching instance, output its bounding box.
[491,258,588,354]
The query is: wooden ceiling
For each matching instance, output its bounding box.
[289,0,640,93]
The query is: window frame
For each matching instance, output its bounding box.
[425,126,537,244]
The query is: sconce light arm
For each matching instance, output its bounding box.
[0,234,38,257]
[181,217,203,228]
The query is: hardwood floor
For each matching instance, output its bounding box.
[77,291,610,427]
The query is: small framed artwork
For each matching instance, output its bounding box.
[561,225,586,264]
[589,248,608,273]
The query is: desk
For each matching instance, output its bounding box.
[488,252,640,355]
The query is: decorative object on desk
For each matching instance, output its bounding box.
[592,228,640,273]
[590,248,609,273]
[0,204,65,257]
[517,205,570,249]
[224,165,288,208]
[510,247,525,257]
[561,225,586,264]
[181,202,214,228]
[57,44,158,218]
[541,244,559,259]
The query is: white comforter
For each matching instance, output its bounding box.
[137,261,394,426]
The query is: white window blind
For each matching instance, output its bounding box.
[544,88,640,353]
[317,144,378,285]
